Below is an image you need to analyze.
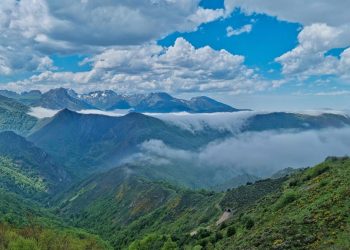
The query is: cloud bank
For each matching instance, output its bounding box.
[133,127,350,178]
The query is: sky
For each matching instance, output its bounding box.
[1,0,350,110]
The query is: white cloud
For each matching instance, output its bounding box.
[1,0,224,51]
[44,1,224,47]
[224,0,350,26]
[7,38,269,94]
[131,127,350,178]
[0,0,226,76]
[224,0,350,83]
[226,24,252,37]
[275,23,350,76]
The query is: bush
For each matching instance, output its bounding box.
[197,229,210,239]
[219,222,227,230]
[245,219,254,230]
[226,226,236,237]
[275,191,298,210]
[215,232,223,241]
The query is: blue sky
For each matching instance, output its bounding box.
[0,0,350,110]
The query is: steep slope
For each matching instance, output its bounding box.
[0,131,71,199]
[0,188,110,249]
[34,88,95,110]
[56,166,222,249]
[0,95,38,135]
[29,109,224,177]
[183,157,350,249]
[187,96,239,113]
[58,157,350,249]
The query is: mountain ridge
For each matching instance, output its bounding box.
[2,88,241,113]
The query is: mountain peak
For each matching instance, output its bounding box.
[54,108,80,119]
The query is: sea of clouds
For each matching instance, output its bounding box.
[28,107,350,177]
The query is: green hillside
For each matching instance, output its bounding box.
[53,157,350,249]
[0,188,111,249]
[183,157,350,249]
[0,132,71,199]
[0,95,38,135]
[56,166,223,249]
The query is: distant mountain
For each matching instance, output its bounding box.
[29,109,350,180]
[187,96,239,113]
[131,92,191,112]
[0,95,38,135]
[0,89,42,105]
[0,131,71,198]
[6,87,238,113]
[80,90,239,113]
[1,88,242,113]
[34,88,95,110]
[79,90,131,110]
[133,92,240,113]
[29,109,223,177]
[242,112,350,132]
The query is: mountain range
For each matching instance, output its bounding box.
[0,88,240,113]
[0,89,349,249]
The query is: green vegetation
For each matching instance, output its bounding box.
[182,157,350,249]
[0,157,47,195]
[0,131,71,200]
[0,188,111,250]
[0,95,37,135]
[57,170,223,249]
[1,145,349,249]
[0,223,110,250]
[52,157,350,249]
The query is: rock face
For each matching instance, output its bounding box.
[34,88,95,110]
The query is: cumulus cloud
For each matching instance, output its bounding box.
[224,0,350,26]
[131,127,350,179]
[226,24,252,37]
[7,38,268,94]
[0,0,56,75]
[275,23,350,79]
[43,1,224,47]
[224,0,350,82]
[0,0,226,76]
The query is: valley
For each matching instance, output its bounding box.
[1,2,350,249]
[0,90,349,249]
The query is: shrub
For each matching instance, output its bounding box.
[215,232,223,241]
[245,218,254,230]
[289,179,299,187]
[197,229,210,239]
[275,191,298,210]
[226,226,236,237]
[219,222,227,230]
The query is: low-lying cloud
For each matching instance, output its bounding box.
[129,127,350,178]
